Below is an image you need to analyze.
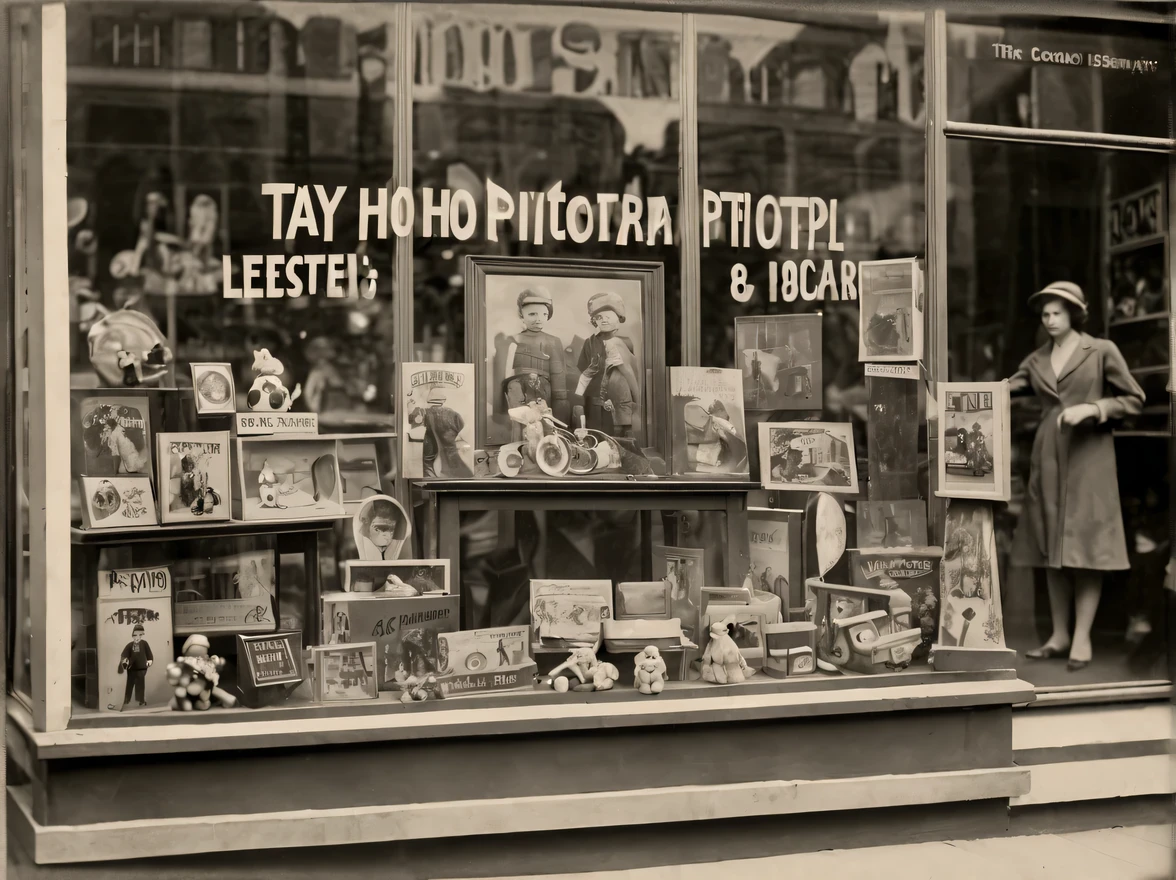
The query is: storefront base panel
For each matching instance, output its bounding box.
[9,768,1029,867]
[6,676,1033,865]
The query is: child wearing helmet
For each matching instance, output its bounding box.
[574,292,640,438]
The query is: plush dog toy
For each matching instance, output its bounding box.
[700,618,755,684]
[247,348,302,413]
[547,646,620,693]
[633,646,668,695]
[166,634,238,711]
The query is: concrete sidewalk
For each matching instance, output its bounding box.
[459,825,1175,880]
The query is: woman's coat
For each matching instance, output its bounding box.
[1009,333,1145,571]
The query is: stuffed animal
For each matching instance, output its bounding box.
[399,673,444,703]
[633,646,668,695]
[547,646,620,692]
[165,634,238,711]
[700,618,755,684]
[247,348,302,413]
[257,460,283,509]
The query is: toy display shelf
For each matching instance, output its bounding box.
[21,665,1026,749]
[71,515,351,545]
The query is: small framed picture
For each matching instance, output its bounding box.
[857,258,924,363]
[734,314,823,412]
[343,560,450,595]
[615,581,673,620]
[312,642,378,701]
[190,363,236,415]
[937,382,1011,502]
[758,422,859,494]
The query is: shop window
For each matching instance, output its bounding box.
[946,138,1169,686]
[410,3,682,364]
[946,16,1171,139]
[695,11,926,494]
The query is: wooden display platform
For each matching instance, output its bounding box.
[7,671,1034,865]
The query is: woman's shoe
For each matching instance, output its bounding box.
[1026,643,1070,660]
[1066,658,1091,672]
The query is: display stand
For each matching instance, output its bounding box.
[422,479,753,628]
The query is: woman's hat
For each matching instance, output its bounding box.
[1029,281,1087,314]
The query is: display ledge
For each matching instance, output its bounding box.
[418,478,755,491]
[10,669,1033,760]
[71,514,351,544]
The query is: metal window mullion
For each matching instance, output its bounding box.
[393,3,416,548]
[924,9,949,544]
[679,13,700,367]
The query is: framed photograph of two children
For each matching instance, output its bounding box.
[464,255,667,458]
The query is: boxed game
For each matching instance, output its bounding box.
[321,593,459,691]
[848,546,943,661]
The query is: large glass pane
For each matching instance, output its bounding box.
[410,3,682,365]
[947,15,1171,139]
[67,1,397,430]
[64,1,399,720]
[947,138,1169,686]
[696,11,926,493]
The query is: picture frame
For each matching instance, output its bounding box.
[351,494,412,561]
[311,642,379,702]
[936,381,1011,502]
[190,362,236,415]
[156,432,231,523]
[615,581,673,620]
[857,257,924,363]
[400,363,477,480]
[652,545,705,646]
[734,314,823,412]
[758,422,859,494]
[78,476,159,529]
[343,559,450,595]
[747,507,804,612]
[464,255,666,459]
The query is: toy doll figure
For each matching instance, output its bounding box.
[575,292,640,438]
[1013,282,1144,671]
[504,287,568,432]
[118,624,153,710]
[420,387,474,478]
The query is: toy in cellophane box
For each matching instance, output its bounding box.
[856,500,928,549]
[96,567,174,711]
[311,642,378,702]
[938,500,1007,650]
[857,257,924,363]
[234,437,344,521]
[400,363,476,480]
[668,367,749,477]
[528,580,613,650]
[747,507,803,615]
[762,621,817,678]
[77,395,153,477]
[435,626,536,696]
[156,431,231,522]
[321,593,459,691]
[848,546,942,662]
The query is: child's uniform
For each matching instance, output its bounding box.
[505,331,567,418]
[119,635,153,706]
[575,292,640,438]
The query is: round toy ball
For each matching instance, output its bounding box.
[553,676,569,693]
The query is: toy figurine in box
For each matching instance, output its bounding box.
[808,579,922,674]
[762,622,817,678]
[234,437,344,521]
[246,349,301,413]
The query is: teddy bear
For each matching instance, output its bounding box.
[700,618,755,684]
[166,634,238,711]
[547,646,620,693]
[633,646,668,695]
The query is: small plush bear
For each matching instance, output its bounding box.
[166,634,238,711]
[633,646,668,695]
[700,618,755,684]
